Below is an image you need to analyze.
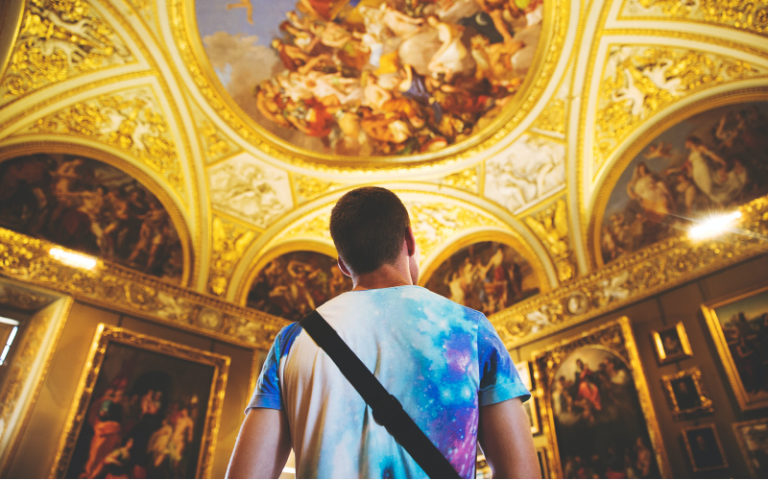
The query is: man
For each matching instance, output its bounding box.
[226,187,538,478]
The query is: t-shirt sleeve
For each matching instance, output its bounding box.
[245,323,302,414]
[477,313,531,406]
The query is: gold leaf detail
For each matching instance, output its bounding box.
[0,0,133,102]
[533,98,566,135]
[30,88,185,194]
[623,0,768,36]
[524,198,576,282]
[295,175,341,202]
[282,213,332,242]
[406,202,499,259]
[200,121,239,164]
[595,46,763,170]
[209,217,257,296]
[442,168,479,193]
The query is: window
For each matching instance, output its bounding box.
[0,316,20,365]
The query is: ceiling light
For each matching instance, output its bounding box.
[49,247,98,270]
[688,211,742,241]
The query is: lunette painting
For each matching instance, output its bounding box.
[600,101,768,265]
[423,240,539,316]
[0,154,184,282]
[195,0,543,156]
[62,341,217,478]
[247,250,352,321]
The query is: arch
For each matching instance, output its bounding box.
[0,141,195,286]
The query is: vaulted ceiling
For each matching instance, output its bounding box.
[1,0,766,315]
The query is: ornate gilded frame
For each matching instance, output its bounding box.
[536,447,551,479]
[732,417,768,478]
[171,0,569,171]
[652,321,693,364]
[681,423,729,473]
[660,367,714,420]
[516,361,541,435]
[588,88,768,270]
[50,324,230,479]
[702,282,768,411]
[531,317,671,478]
[0,141,195,287]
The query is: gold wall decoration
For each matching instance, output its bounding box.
[524,197,576,282]
[124,0,160,39]
[0,0,134,104]
[594,45,764,171]
[294,175,342,204]
[533,97,567,136]
[25,87,185,195]
[0,227,288,349]
[532,317,671,478]
[660,367,714,420]
[620,0,768,36]
[0,283,56,311]
[441,168,480,194]
[208,216,257,297]
[199,120,240,165]
[491,194,768,347]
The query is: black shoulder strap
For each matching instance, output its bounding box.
[300,310,461,479]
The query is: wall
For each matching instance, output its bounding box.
[512,253,768,478]
[5,301,261,479]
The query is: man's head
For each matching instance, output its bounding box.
[330,187,417,282]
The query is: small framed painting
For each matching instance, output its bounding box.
[660,368,714,420]
[651,322,693,364]
[682,424,728,472]
[51,324,230,478]
[733,418,768,478]
[537,447,551,479]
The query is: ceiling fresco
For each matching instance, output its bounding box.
[1,0,768,339]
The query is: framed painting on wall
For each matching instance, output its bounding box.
[532,317,670,478]
[702,284,768,411]
[660,367,714,420]
[537,447,551,479]
[517,361,541,435]
[733,417,768,478]
[651,322,693,364]
[681,424,728,472]
[51,324,230,479]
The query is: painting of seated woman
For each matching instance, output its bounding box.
[196,0,544,157]
[247,250,352,321]
[600,102,768,265]
[0,154,184,282]
[422,240,539,316]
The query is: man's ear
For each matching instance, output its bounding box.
[337,257,353,278]
[405,225,416,257]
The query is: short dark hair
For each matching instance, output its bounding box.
[330,187,410,275]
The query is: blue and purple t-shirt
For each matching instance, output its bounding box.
[247,286,529,478]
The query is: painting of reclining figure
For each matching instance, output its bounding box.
[197,0,544,156]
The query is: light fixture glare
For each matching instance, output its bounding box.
[49,247,98,270]
[688,211,742,240]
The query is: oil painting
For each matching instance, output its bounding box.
[600,101,768,265]
[0,154,184,282]
[247,250,352,321]
[702,284,768,411]
[660,368,713,420]
[422,241,539,316]
[533,318,669,479]
[682,424,728,472]
[733,418,768,478]
[195,0,544,157]
[53,326,229,479]
[651,321,693,364]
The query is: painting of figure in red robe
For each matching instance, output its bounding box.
[247,250,352,321]
[423,240,539,316]
[196,0,544,156]
[0,153,183,282]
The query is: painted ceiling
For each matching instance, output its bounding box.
[1,0,767,325]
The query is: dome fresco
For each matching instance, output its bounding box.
[195,0,543,157]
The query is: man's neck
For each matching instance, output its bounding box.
[351,262,414,291]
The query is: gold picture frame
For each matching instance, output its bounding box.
[681,424,728,472]
[660,368,714,420]
[702,283,768,411]
[50,324,230,479]
[537,447,551,479]
[532,317,671,478]
[732,417,768,478]
[517,361,541,435]
[652,322,693,364]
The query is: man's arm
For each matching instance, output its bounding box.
[478,397,540,479]
[225,408,292,479]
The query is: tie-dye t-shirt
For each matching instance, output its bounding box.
[247,285,529,479]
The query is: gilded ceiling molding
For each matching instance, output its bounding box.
[168,0,571,173]
[0,283,57,311]
[0,140,196,287]
[0,227,288,349]
[19,85,186,196]
[0,0,135,107]
[208,215,258,297]
[618,0,768,37]
[593,44,766,173]
[532,98,566,137]
[523,195,577,283]
[122,0,161,40]
[439,167,480,195]
[293,175,344,205]
[491,194,768,348]
[187,99,242,166]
